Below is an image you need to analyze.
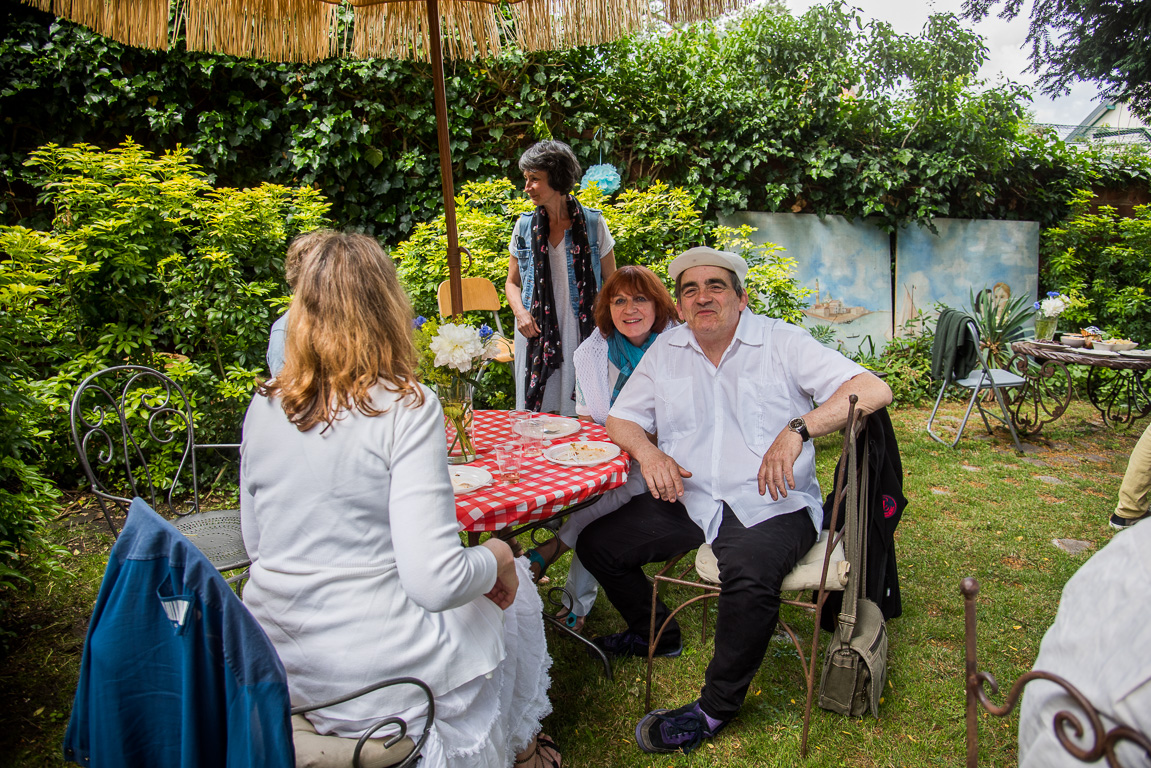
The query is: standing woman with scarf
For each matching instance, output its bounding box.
[525,266,678,631]
[506,141,616,415]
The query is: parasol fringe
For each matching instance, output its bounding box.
[185,0,339,62]
[22,0,751,62]
[22,0,171,51]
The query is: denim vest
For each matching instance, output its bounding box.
[513,205,602,320]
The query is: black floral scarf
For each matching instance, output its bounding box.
[523,195,598,411]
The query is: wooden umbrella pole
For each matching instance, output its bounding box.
[425,0,464,317]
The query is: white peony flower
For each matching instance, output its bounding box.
[430,323,486,372]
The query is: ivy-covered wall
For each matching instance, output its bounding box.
[3,2,1148,244]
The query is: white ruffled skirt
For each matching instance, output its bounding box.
[417,557,553,768]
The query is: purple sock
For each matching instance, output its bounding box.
[693,702,725,731]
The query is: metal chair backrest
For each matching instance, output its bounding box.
[962,577,1151,767]
[70,365,216,535]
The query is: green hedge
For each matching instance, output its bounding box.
[3,2,1149,244]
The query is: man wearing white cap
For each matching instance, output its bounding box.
[576,246,892,754]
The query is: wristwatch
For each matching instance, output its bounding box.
[787,417,811,442]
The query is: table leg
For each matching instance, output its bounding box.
[1006,355,1071,435]
[466,531,483,547]
[1086,367,1151,429]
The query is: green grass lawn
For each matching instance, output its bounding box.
[1,400,1145,767]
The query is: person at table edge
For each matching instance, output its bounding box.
[577,246,893,754]
[506,140,616,415]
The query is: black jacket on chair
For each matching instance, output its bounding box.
[819,407,906,631]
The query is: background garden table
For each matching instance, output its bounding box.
[1008,341,1151,432]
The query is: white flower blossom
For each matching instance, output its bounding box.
[429,323,486,372]
[1037,295,1069,318]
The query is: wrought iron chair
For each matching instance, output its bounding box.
[927,312,1025,452]
[643,396,865,757]
[69,364,249,573]
[962,577,1151,767]
[436,277,514,364]
[64,497,431,768]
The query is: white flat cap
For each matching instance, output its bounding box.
[668,247,748,282]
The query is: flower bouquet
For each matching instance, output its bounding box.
[1033,291,1070,341]
[414,317,502,463]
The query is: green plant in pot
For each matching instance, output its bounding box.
[969,287,1033,369]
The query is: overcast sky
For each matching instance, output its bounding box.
[784,0,1099,125]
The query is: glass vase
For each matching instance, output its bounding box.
[440,376,476,464]
[1034,315,1058,341]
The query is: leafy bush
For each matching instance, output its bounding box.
[0,236,65,603]
[1042,191,1151,342]
[2,140,331,481]
[865,312,939,407]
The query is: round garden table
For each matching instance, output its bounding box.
[1007,341,1151,432]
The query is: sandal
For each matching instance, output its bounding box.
[515,736,562,767]
[556,610,586,633]
[525,538,566,582]
[536,735,562,768]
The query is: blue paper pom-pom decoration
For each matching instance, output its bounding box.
[581,164,621,195]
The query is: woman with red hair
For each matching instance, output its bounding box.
[526,265,677,631]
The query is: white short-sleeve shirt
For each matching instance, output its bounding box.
[608,311,866,542]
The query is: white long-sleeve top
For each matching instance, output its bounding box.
[240,383,505,737]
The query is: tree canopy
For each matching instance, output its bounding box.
[962,0,1151,119]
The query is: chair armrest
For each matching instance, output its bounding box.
[291,677,434,768]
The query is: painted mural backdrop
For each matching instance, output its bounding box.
[723,212,893,356]
[895,219,1040,336]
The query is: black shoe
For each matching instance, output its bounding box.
[635,700,729,754]
[591,629,682,659]
[1110,511,1150,530]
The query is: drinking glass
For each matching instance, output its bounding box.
[520,414,549,458]
[494,441,523,484]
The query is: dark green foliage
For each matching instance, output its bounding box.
[866,313,939,406]
[1042,191,1151,343]
[2,2,1146,245]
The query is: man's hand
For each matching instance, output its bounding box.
[758,428,804,500]
[638,446,692,502]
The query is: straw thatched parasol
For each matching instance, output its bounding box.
[21,0,747,313]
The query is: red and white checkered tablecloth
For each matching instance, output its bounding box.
[454,410,631,533]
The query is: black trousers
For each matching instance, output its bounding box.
[577,494,816,720]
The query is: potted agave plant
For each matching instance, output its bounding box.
[969,286,1034,369]
[414,317,502,464]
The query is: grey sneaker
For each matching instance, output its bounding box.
[1109,511,1149,530]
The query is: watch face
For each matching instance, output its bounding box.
[789,418,805,431]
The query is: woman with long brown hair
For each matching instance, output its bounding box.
[241,231,559,767]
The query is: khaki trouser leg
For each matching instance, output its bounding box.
[1115,421,1151,520]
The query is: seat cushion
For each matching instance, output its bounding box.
[292,713,416,768]
[694,530,849,591]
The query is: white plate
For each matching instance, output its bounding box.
[1030,341,1065,352]
[543,440,621,467]
[1077,347,1118,357]
[1121,349,1151,359]
[450,465,493,495]
[512,416,581,439]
